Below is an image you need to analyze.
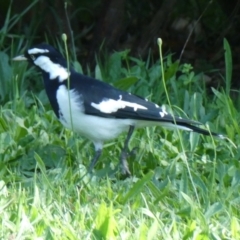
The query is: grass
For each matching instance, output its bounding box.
[0,36,240,239]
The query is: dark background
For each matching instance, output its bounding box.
[1,0,240,86]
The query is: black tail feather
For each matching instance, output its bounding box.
[178,122,225,139]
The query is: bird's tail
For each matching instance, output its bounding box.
[155,117,224,139]
[173,121,225,139]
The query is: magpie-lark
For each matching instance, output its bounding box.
[13,43,224,175]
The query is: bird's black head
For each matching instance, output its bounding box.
[13,43,70,82]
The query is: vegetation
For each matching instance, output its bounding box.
[1,0,240,81]
[1,3,240,240]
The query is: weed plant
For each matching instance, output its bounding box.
[0,24,240,239]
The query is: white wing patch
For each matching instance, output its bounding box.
[28,48,49,54]
[91,95,147,113]
[159,105,169,117]
[34,56,70,81]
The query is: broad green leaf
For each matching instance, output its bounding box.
[204,202,223,220]
[223,38,232,95]
[113,77,139,90]
[94,202,118,240]
[121,171,154,204]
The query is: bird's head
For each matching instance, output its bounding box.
[13,43,70,82]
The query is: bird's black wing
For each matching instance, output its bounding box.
[67,72,223,137]
[70,73,198,124]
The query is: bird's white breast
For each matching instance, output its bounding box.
[56,85,132,142]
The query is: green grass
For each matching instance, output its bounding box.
[0,38,240,239]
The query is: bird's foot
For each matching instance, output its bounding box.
[121,160,131,176]
[120,151,131,176]
[128,147,138,158]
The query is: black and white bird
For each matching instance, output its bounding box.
[13,43,223,175]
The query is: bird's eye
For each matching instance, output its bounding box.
[30,54,35,60]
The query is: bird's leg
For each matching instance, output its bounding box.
[88,148,102,173]
[120,125,135,175]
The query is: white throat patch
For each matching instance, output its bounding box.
[91,95,147,113]
[34,56,70,82]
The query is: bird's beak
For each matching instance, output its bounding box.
[12,55,27,61]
